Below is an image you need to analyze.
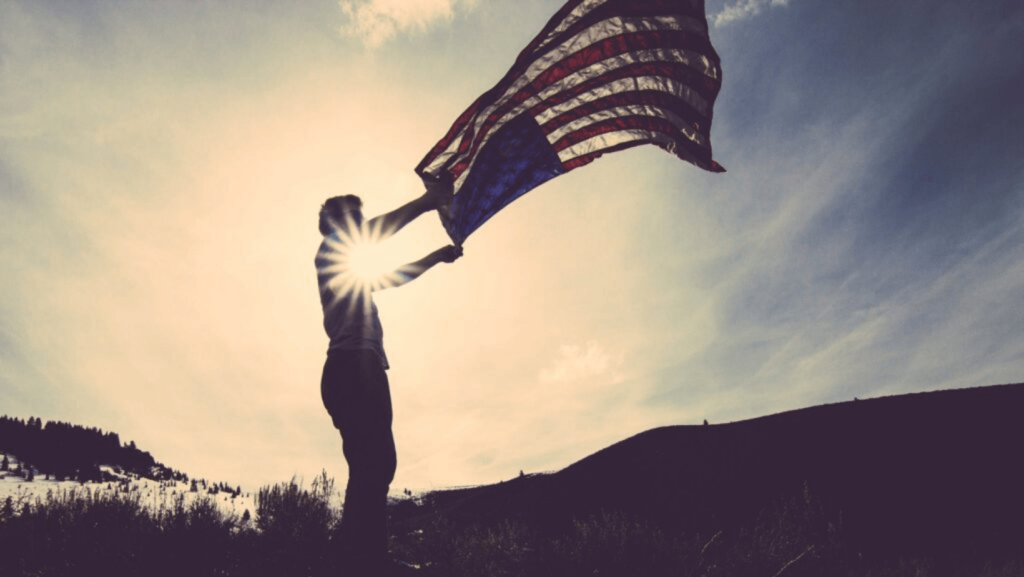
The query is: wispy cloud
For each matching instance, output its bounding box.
[711,0,790,28]
[339,0,478,48]
[539,341,623,384]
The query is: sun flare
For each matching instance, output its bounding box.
[317,217,409,300]
[347,237,395,285]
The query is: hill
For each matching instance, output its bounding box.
[407,382,1024,559]
[0,415,185,483]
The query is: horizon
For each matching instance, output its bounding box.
[3,0,1023,494]
[4,381,1022,494]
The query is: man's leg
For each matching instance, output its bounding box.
[321,350,397,573]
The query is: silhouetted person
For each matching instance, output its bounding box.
[316,182,461,574]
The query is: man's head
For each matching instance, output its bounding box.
[319,194,363,236]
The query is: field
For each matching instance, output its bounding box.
[3,385,1023,576]
[2,470,1022,577]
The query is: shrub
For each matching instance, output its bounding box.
[0,487,154,577]
[2,476,1022,577]
[423,518,538,577]
[548,511,688,577]
[152,492,238,577]
[253,470,338,576]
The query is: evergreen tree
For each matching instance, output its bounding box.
[1,414,175,483]
[1,455,8,472]
[1,496,13,521]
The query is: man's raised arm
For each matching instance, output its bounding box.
[374,245,463,291]
[366,177,453,241]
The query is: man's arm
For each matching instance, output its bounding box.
[365,177,453,241]
[374,245,463,291]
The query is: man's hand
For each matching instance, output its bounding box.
[369,174,454,241]
[384,244,464,290]
[437,244,463,264]
[423,173,454,218]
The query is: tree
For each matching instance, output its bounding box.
[1,455,8,472]
[1,496,13,521]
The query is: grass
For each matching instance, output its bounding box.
[1,476,1021,577]
[388,482,1024,577]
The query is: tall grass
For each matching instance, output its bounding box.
[389,484,1024,577]
[0,475,336,577]
[252,471,338,576]
[1,477,1022,577]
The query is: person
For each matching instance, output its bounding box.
[316,181,461,574]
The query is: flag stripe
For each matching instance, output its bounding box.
[412,0,602,175]
[557,119,715,168]
[536,75,713,134]
[532,52,717,116]
[557,129,675,167]
[553,112,688,152]
[531,52,719,122]
[525,0,609,58]
[445,26,719,187]
[527,28,718,112]
[543,96,708,149]
[416,0,723,243]
[545,0,715,58]
[421,14,716,179]
[559,130,680,169]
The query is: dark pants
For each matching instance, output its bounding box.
[321,349,397,574]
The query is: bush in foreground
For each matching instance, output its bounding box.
[390,484,1024,577]
[0,475,336,577]
[2,477,1023,576]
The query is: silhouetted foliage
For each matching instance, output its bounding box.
[0,415,184,482]
[254,471,338,576]
[0,474,1022,577]
[1,496,13,521]
[2,385,1023,576]
[0,478,331,577]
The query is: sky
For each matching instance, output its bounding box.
[2,0,1023,494]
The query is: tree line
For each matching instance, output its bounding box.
[0,415,184,483]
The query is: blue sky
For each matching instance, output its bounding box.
[2,0,1022,493]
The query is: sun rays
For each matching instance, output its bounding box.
[316,213,408,310]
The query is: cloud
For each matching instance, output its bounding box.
[339,0,477,48]
[711,0,790,27]
[539,341,623,384]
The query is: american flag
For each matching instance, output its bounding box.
[417,0,725,244]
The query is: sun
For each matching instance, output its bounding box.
[347,235,396,286]
[317,215,408,300]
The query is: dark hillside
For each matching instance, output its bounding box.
[419,382,1024,558]
[0,415,185,482]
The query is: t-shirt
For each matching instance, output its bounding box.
[315,233,389,369]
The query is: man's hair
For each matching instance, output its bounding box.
[319,195,363,235]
